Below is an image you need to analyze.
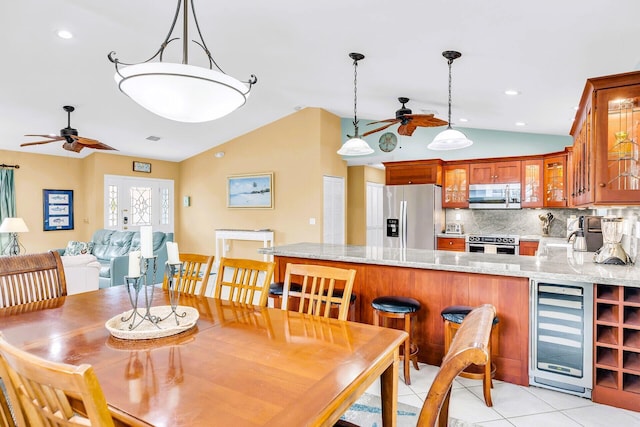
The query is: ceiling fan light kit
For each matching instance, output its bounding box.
[337,52,374,156]
[108,0,257,123]
[428,50,473,151]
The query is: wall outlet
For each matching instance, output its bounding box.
[309,218,316,225]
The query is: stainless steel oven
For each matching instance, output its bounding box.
[465,234,520,255]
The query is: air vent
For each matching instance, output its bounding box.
[145,135,161,141]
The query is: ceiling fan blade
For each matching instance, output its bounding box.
[362,121,398,137]
[24,134,61,139]
[366,118,401,125]
[397,123,418,136]
[405,114,448,127]
[20,139,62,147]
[73,135,118,151]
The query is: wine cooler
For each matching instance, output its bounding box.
[530,279,593,397]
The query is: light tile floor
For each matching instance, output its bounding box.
[365,363,640,426]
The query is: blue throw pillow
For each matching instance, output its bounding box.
[63,240,94,256]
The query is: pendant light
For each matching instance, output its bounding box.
[337,53,374,156]
[108,0,257,123]
[428,51,473,150]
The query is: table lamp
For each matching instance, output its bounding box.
[0,217,29,255]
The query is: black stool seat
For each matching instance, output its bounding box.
[372,296,420,314]
[324,288,357,303]
[269,282,302,296]
[441,305,499,325]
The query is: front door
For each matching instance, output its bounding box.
[104,175,174,233]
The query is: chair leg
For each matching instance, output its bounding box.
[482,339,494,407]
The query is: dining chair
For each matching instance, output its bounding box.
[162,253,214,296]
[417,304,495,427]
[0,356,22,427]
[0,332,116,427]
[213,257,275,306]
[280,263,356,321]
[0,251,67,308]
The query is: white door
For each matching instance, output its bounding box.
[366,182,384,247]
[104,175,174,233]
[323,176,345,244]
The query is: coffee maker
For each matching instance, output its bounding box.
[594,217,632,265]
[571,215,603,252]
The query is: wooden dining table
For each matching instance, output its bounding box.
[0,286,407,426]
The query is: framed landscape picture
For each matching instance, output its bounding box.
[43,189,74,231]
[227,173,273,209]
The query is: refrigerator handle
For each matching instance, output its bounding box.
[401,200,407,248]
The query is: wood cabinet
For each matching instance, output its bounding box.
[384,160,442,185]
[470,160,521,184]
[593,284,640,411]
[521,159,543,208]
[437,236,466,252]
[442,164,469,208]
[518,240,539,256]
[543,154,567,207]
[570,71,640,206]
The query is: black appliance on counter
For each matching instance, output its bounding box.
[581,215,603,252]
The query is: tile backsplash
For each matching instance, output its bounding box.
[444,207,640,262]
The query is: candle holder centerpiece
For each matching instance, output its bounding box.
[105,233,199,340]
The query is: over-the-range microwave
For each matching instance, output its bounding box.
[468,183,521,209]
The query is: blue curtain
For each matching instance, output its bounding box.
[0,169,16,250]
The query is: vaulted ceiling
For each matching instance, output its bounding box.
[2,0,639,162]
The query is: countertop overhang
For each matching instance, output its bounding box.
[261,242,640,287]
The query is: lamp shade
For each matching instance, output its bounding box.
[337,137,375,156]
[428,128,473,151]
[115,62,251,123]
[0,217,29,233]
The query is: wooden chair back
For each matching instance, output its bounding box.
[417,304,496,427]
[0,332,116,427]
[281,263,356,321]
[213,258,275,306]
[0,352,22,427]
[162,253,214,296]
[0,251,67,308]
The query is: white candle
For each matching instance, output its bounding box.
[167,242,180,264]
[140,226,153,258]
[128,251,141,277]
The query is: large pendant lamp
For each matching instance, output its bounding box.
[108,0,257,123]
[428,51,473,150]
[337,53,374,156]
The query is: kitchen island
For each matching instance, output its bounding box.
[261,242,640,392]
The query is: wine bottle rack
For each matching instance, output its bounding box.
[593,284,640,411]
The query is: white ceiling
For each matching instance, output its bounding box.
[2,0,639,163]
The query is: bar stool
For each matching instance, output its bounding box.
[371,296,421,385]
[441,305,499,406]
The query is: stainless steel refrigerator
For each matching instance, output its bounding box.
[383,184,444,250]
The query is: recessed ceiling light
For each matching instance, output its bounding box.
[57,30,73,39]
[515,122,526,126]
[505,90,520,96]
[458,118,468,123]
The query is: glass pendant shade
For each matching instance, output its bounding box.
[338,136,374,156]
[428,128,473,150]
[115,63,250,123]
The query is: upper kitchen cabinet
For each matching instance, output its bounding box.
[521,159,543,208]
[543,154,568,207]
[570,71,640,206]
[469,160,521,184]
[442,164,469,208]
[384,160,443,186]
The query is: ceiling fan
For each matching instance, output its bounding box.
[21,106,117,153]
[362,97,448,137]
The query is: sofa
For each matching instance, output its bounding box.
[60,229,174,288]
[60,254,100,295]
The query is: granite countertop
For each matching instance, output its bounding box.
[260,242,640,287]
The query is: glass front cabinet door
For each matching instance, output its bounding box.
[442,164,469,208]
[543,155,567,207]
[521,159,543,208]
